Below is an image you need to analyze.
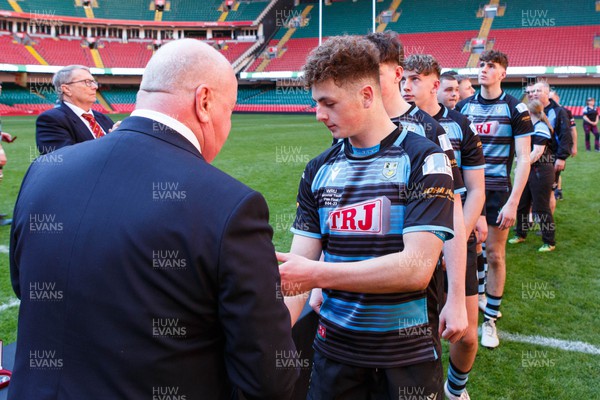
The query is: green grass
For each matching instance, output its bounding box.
[1,114,599,398]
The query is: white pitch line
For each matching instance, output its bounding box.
[499,331,600,355]
[0,245,8,254]
[0,298,20,312]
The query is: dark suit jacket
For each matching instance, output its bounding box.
[10,116,298,399]
[36,101,114,154]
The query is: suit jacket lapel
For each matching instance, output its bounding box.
[59,101,95,140]
[92,110,114,133]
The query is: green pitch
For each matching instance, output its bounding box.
[0,113,598,398]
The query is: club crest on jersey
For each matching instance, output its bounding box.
[475,121,499,135]
[382,162,398,179]
[328,196,391,234]
[422,153,452,177]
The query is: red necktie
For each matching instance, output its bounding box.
[81,113,105,138]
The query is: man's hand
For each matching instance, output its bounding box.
[309,288,324,314]
[276,251,319,295]
[475,215,488,243]
[497,200,517,230]
[439,296,468,343]
[108,121,121,133]
[1,132,16,143]
[554,158,566,173]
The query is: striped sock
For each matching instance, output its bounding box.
[447,358,471,396]
[477,251,486,295]
[478,243,488,295]
[484,292,502,321]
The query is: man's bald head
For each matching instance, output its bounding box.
[140,39,233,94]
[136,39,238,163]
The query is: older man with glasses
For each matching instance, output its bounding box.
[36,65,117,155]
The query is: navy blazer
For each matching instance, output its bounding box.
[10,116,298,399]
[36,101,114,154]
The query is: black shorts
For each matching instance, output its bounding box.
[485,190,510,226]
[443,233,478,296]
[307,350,443,400]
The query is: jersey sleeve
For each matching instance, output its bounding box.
[554,107,573,160]
[532,126,551,146]
[431,123,466,194]
[510,101,534,138]
[459,118,485,170]
[403,143,455,241]
[291,161,322,239]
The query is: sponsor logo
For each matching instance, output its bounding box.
[474,121,499,135]
[328,197,391,234]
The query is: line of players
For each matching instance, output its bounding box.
[281,31,574,400]
[399,43,574,399]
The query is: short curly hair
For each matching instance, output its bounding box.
[302,35,380,89]
[404,54,441,78]
[479,50,509,70]
[366,31,404,67]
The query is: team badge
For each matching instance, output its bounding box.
[382,161,398,179]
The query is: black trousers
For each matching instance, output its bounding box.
[584,123,599,151]
[516,163,555,246]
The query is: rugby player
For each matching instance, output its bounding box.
[457,50,533,348]
[405,54,485,400]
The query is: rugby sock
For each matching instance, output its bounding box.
[483,293,502,322]
[447,358,471,396]
[477,251,486,295]
[478,243,487,295]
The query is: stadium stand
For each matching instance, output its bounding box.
[492,0,600,29]
[101,87,137,113]
[491,26,600,66]
[12,0,85,18]
[89,0,155,21]
[162,0,222,22]
[0,34,39,64]
[32,36,95,66]
[226,0,270,22]
[385,0,482,33]
[97,41,153,68]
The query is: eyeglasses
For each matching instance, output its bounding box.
[64,79,99,88]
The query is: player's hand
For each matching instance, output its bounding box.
[108,121,121,133]
[439,296,468,343]
[570,145,577,157]
[475,215,488,243]
[276,251,318,295]
[309,288,324,315]
[496,201,517,230]
[1,132,16,143]
[554,158,566,172]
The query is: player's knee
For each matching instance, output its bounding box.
[458,327,479,351]
[486,250,505,267]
